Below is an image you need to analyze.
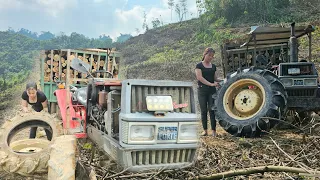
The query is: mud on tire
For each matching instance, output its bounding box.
[215,67,287,137]
[0,111,62,176]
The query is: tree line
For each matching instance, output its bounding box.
[0,30,131,109]
[7,27,132,43]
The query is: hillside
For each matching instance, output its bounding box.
[117,19,206,81]
[117,19,320,82]
[117,19,247,81]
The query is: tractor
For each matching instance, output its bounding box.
[42,48,198,172]
[215,22,318,137]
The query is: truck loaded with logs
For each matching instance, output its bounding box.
[0,48,199,179]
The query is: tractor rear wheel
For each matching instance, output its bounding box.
[215,68,287,137]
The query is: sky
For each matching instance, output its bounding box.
[0,0,199,41]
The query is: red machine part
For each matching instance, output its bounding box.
[54,89,87,138]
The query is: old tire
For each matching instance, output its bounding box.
[0,111,62,176]
[215,68,287,137]
[48,135,77,180]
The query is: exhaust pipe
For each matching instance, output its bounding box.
[289,22,298,62]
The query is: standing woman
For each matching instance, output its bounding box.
[195,47,222,137]
[21,81,52,140]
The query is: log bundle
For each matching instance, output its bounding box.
[43,49,120,84]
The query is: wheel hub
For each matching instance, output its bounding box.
[223,78,266,120]
[234,89,262,114]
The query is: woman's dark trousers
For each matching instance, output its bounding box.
[198,86,216,131]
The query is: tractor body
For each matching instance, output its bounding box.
[216,23,319,137]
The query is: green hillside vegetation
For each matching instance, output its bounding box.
[117,0,320,81]
[0,31,118,110]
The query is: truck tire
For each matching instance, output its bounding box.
[0,111,62,176]
[48,135,76,180]
[215,67,287,137]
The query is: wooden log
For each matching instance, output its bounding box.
[61,57,66,64]
[107,60,112,72]
[99,60,105,67]
[44,64,49,70]
[53,67,59,73]
[44,76,50,82]
[53,61,59,67]
[92,63,97,69]
[44,72,50,77]
[69,55,75,61]
[53,54,60,61]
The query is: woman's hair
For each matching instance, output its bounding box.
[26,81,37,90]
[202,47,215,61]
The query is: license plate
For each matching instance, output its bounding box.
[288,68,300,75]
[157,126,178,141]
[293,79,304,86]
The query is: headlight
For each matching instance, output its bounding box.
[304,78,317,86]
[146,96,173,111]
[130,125,155,141]
[281,79,293,86]
[178,123,198,143]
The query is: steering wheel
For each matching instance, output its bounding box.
[89,70,114,78]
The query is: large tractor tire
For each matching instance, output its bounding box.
[48,135,77,180]
[215,67,287,137]
[0,111,62,176]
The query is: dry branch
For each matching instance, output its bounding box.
[270,137,312,172]
[198,166,320,180]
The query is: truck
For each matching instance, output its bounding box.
[215,22,318,137]
[40,48,199,172]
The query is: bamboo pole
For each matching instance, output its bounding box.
[199,166,320,180]
[65,49,71,134]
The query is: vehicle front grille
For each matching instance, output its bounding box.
[131,149,196,166]
[287,89,315,97]
[131,85,193,113]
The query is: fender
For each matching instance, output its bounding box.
[54,89,87,138]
